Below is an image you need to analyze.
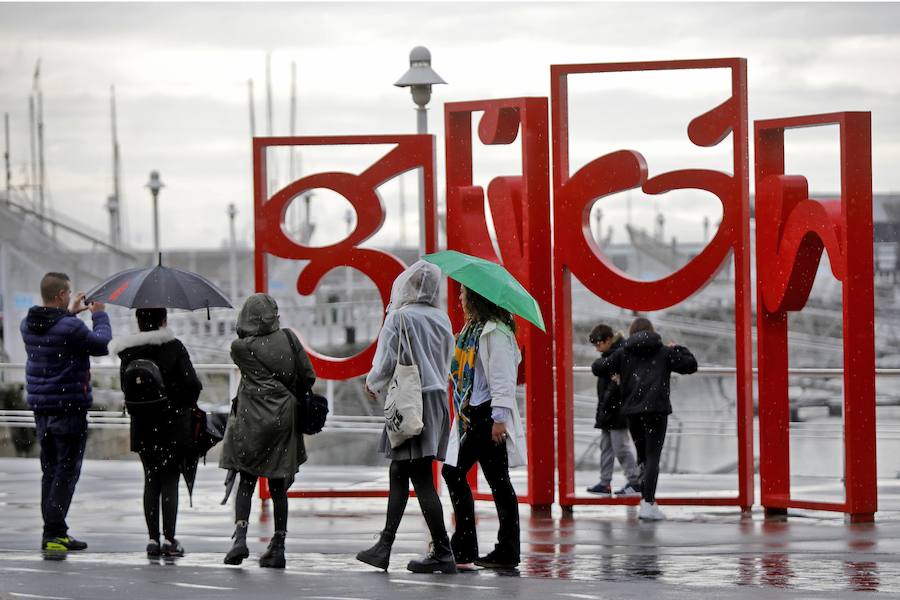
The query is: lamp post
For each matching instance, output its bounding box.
[145,170,164,256]
[394,46,446,256]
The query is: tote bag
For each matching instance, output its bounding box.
[383,312,424,448]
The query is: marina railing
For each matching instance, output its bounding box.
[2,364,900,438]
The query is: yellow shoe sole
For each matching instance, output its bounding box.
[42,541,68,551]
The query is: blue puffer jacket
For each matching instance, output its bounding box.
[20,306,112,415]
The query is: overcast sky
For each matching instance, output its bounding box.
[1,1,899,251]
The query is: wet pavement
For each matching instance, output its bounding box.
[1,458,900,598]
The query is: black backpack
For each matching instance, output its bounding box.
[122,358,169,417]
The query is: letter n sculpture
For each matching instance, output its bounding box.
[754,112,876,522]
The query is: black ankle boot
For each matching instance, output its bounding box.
[356,530,394,571]
[259,531,286,569]
[407,536,457,574]
[223,522,249,565]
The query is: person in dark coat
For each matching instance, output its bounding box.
[593,317,697,520]
[219,294,315,569]
[20,272,111,552]
[111,308,202,558]
[587,324,640,497]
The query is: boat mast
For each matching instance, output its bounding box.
[108,85,122,247]
[3,112,10,204]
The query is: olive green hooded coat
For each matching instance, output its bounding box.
[219,294,315,479]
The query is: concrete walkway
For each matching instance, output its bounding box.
[1,458,899,599]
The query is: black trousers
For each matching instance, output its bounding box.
[441,402,519,563]
[383,458,447,541]
[34,414,88,539]
[235,472,289,532]
[140,456,180,541]
[628,413,668,503]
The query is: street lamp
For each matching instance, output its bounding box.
[145,170,164,256]
[394,46,446,256]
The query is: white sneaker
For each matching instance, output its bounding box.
[614,483,641,497]
[638,499,666,521]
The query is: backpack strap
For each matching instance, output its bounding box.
[283,329,308,396]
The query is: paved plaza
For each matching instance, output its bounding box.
[2,458,900,599]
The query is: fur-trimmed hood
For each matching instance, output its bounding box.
[110,327,176,355]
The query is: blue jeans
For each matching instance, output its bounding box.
[34,414,88,539]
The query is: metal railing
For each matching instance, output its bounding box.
[3,364,900,437]
[0,362,384,434]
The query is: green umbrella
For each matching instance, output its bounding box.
[423,250,546,332]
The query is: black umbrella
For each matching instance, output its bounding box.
[181,455,199,507]
[86,253,232,318]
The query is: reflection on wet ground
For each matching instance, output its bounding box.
[515,510,896,593]
[3,458,900,597]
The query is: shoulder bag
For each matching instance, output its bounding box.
[283,329,329,435]
[383,311,424,448]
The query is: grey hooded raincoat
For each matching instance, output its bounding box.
[366,261,454,461]
[219,294,315,479]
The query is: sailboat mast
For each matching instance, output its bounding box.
[265,52,277,193]
[248,78,256,138]
[28,95,36,208]
[109,85,122,247]
[289,60,296,182]
[3,112,10,202]
[35,60,46,220]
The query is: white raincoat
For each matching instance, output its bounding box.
[366,261,454,460]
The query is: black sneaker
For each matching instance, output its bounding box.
[586,482,612,496]
[42,536,88,551]
[161,539,184,557]
[146,539,161,557]
[474,551,519,569]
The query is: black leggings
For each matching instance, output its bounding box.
[441,402,519,563]
[141,457,180,542]
[384,458,447,541]
[630,414,668,503]
[235,472,288,532]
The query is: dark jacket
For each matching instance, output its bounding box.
[20,306,112,415]
[591,335,626,430]
[112,328,203,456]
[593,331,697,416]
[219,294,316,479]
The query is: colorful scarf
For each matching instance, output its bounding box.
[449,320,485,442]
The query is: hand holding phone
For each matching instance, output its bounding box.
[69,292,89,315]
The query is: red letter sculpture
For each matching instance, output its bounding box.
[254,134,437,380]
[444,98,554,508]
[551,59,754,510]
[253,134,437,498]
[754,112,875,522]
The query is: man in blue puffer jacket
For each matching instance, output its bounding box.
[20,272,112,552]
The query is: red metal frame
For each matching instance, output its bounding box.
[754,112,876,522]
[252,134,437,499]
[444,98,554,508]
[550,59,754,509]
